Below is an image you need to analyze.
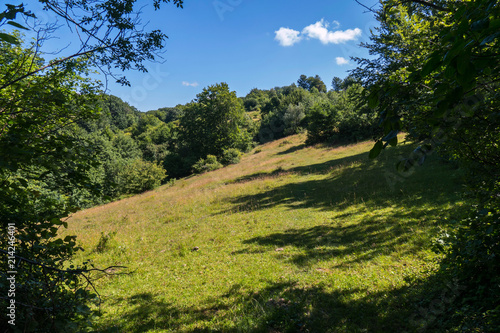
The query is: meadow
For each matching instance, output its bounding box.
[65,134,467,332]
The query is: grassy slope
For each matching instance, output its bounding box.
[65,134,467,332]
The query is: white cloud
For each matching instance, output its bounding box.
[336,57,350,65]
[274,27,302,47]
[302,19,362,45]
[274,19,362,47]
[182,81,199,87]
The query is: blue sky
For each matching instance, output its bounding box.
[10,0,380,111]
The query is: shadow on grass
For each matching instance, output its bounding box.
[95,274,462,333]
[224,144,462,214]
[94,292,217,332]
[228,168,295,185]
[234,211,435,267]
[276,143,307,155]
[212,280,415,332]
[222,274,466,333]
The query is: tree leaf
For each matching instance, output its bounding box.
[368,90,379,109]
[471,18,489,32]
[456,54,471,75]
[480,31,500,46]
[0,32,20,44]
[369,140,383,159]
[420,53,442,77]
[388,136,398,147]
[7,20,29,30]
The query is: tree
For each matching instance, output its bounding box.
[356,1,500,330]
[297,74,309,90]
[332,76,343,91]
[1,2,187,329]
[117,159,167,194]
[305,101,339,145]
[341,75,358,90]
[244,98,259,111]
[0,0,185,86]
[0,39,107,331]
[305,83,377,145]
[297,75,327,93]
[178,82,251,162]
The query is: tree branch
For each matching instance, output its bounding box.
[401,0,449,12]
[0,48,99,91]
[0,249,127,275]
[354,0,378,13]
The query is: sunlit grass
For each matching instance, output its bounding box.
[64,134,467,332]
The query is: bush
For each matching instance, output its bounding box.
[220,148,241,165]
[244,98,259,111]
[192,155,223,174]
[305,102,339,145]
[283,104,306,136]
[163,150,198,179]
[433,210,500,331]
[118,159,167,194]
[305,85,378,145]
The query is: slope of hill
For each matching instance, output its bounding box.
[65,134,467,332]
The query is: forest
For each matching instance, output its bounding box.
[0,0,499,332]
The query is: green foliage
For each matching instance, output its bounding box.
[112,133,142,160]
[283,103,306,136]
[146,106,183,123]
[255,82,378,146]
[163,150,199,179]
[305,102,339,145]
[0,40,102,330]
[258,85,310,142]
[432,210,500,331]
[178,82,252,162]
[101,95,140,130]
[305,84,378,145]
[117,159,167,194]
[297,74,327,93]
[134,118,176,163]
[1,1,188,330]
[242,88,269,113]
[243,97,259,111]
[192,155,223,174]
[1,0,185,85]
[332,76,343,92]
[220,148,242,166]
[0,4,33,45]
[356,1,500,330]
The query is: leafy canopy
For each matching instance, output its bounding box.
[0,0,185,85]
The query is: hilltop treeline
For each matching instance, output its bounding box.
[71,74,378,202]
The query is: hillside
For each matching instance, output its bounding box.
[65,134,467,332]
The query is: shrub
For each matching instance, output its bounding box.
[283,104,306,136]
[305,102,339,145]
[192,155,223,174]
[220,148,241,165]
[244,98,259,111]
[163,150,198,179]
[118,159,167,194]
[433,210,500,331]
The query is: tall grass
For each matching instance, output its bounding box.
[65,134,467,332]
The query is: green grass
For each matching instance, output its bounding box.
[65,134,468,332]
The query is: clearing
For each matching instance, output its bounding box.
[66,133,466,332]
